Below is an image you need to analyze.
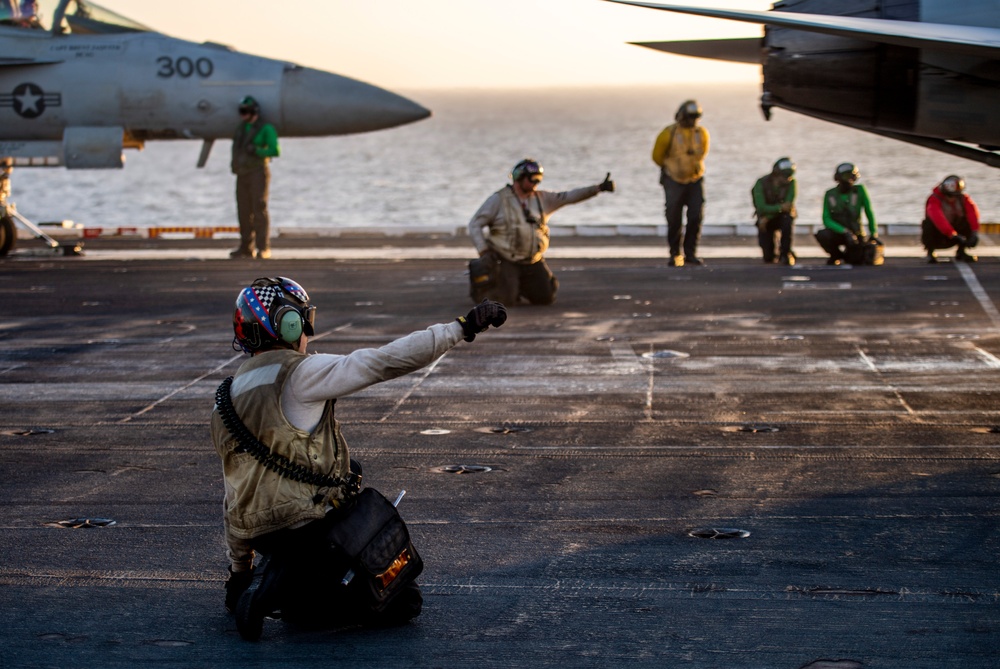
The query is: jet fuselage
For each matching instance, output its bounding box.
[0,1,429,168]
[611,0,1000,166]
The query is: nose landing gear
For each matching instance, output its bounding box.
[1,155,84,258]
[0,204,82,258]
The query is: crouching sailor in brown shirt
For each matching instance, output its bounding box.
[213,276,506,640]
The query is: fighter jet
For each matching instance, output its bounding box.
[607,0,1000,167]
[0,0,430,256]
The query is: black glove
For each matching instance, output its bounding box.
[599,172,615,193]
[953,233,968,247]
[966,231,979,248]
[457,300,507,342]
[225,567,254,613]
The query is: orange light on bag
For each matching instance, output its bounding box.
[377,549,411,589]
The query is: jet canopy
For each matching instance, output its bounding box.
[0,0,150,34]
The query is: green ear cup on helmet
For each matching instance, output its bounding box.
[278,309,303,344]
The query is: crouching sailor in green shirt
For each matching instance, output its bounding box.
[752,157,797,265]
[815,163,879,266]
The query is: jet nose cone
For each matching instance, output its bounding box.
[281,66,430,136]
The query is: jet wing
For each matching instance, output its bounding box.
[631,37,761,64]
[607,1,1000,59]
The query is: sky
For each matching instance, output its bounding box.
[94,0,773,90]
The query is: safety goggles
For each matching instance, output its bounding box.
[301,305,316,336]
[516,161,543,182]
[941,176,965,195]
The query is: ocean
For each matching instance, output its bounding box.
[10,83,999,232]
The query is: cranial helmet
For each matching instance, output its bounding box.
[233,277,316,353]
[511,158,543,183]
[834,162,860,183]
[238,95,260,116]
[940,174,965,195]
[675,99,703,121]
[772,157,795,178]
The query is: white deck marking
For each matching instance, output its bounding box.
[118,323,353,423]
[378,353,447,423]
[855,345,917,417]
[973,346,1000,368]
[956,262,1000,330]
[118,353,243,424]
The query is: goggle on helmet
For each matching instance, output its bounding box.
[238,95,260,116]
[675,99,703,121]
[511,159,543,183]
[772,157,795,179]
[834,162,860,183]
[941,175,965,195]
[233,276,316,353]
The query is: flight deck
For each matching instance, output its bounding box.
[1,234,998,668]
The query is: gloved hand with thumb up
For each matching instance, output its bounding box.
[599,172,615,193]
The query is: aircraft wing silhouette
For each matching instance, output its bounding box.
[631,37,761,64]
[608,1,1000,59]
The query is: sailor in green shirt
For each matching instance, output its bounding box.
[230,95,280,260]
[815,163,879,265]
[752,157,797,265]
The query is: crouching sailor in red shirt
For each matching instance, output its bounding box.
[922,175,981,263]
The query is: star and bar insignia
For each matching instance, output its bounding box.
[0,82,63,119]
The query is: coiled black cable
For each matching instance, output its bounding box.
[215,376,360,494]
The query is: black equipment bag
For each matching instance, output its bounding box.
[326,487,423,613]
[468,256,494,302]
[845,237,884,266]
[868,238,885,266]
[469,256,493,286]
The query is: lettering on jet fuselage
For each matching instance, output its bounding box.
[0,83,62,119]
[156,56,214,79]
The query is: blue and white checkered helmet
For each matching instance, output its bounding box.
[232,276,315,353]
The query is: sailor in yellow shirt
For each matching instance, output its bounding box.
[652,100,710,266]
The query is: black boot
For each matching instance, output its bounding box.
[236,554,287,641]
[956,246,978,263]
[225,567,254,614]
[364,582,423,628]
